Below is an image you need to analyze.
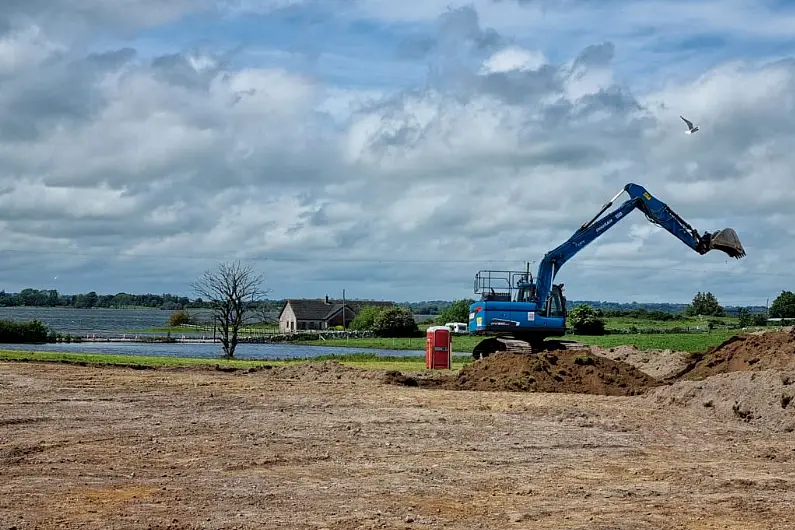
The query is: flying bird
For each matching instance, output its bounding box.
[680,115,699,134]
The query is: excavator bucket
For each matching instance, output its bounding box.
[707,228,746,259]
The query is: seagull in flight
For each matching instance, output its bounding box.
[680,115,699,134]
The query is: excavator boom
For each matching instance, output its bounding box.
[467,182,745,359]
[533,182,745,313]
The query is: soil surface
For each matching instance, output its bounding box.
[3,357,795,529]
[588,345,690,380]
[631,329,795,433]
[385,350,660,396]
[676,329,795,380]
[644,369,795,433]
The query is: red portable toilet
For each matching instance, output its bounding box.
[426,326,452,370]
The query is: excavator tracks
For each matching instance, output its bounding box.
[471,337,586,360]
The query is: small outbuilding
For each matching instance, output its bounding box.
[278,296,394,332]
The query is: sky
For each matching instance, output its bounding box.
[1,0,795,306]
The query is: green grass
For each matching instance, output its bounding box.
[0,350,468,372]
[9,314,745,373]
[566,331,737,352]
[130,315,738,337]
[294,329,738,353]
[604,315,737,330]
[0,326,742,372]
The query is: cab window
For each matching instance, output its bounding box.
[548,290,565,317]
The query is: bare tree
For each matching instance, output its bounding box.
[191,261,268,358]
[255,303,278,327]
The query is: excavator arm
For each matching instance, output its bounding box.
[468,182,745,359]
[532,182,746,311]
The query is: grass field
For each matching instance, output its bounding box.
[0,350,471,372]
[292,329,740,353]
[567,330,739,351]
[138,315,739,335]
[128,314,747,355]
[143,317,738,332]
[0,320,749,372]
[604,315,737,330]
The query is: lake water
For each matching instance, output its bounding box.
[0,306,178,335]
[0,307,427,359]
[0,341,424,360]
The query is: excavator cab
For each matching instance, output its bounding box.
[547,284,566,318]
[705,228,746,259]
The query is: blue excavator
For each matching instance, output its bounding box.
[467,182,746,359]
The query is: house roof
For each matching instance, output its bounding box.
[280,298,394,321]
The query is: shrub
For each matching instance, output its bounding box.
[770,291,795,319]
[436,299,474,325]
[0,319,50,343]
[348,305,387,331]
[372,307,420,338]
[685,291,725,317]
[737,307,752,327]
[568,305,606,335]
[168,310,191,327]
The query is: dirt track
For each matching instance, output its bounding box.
[2,354,795,529]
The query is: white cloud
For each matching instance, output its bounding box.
[0,181,140,219]
[0,2,793,306]
[0,0,219,34]
[0,25,65,75]
[480,45,546,74]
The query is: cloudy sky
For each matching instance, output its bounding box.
[1,0,794,306]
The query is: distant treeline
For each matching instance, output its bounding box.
[409,300,768,316]
[568,300,768,317]
[0,289,283,312]
[0,288,767,316]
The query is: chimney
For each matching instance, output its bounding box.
[325,294,329,304]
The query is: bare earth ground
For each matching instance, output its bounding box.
[588,345,690,380]
[2,331,795,529]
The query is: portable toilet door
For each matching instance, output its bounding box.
[426,326,452,370]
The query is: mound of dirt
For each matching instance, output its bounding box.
[453,350,661,395]
[644,369,795,432]
[676,329,795,381]
[589,345,690,380]
[384,350,661,396]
